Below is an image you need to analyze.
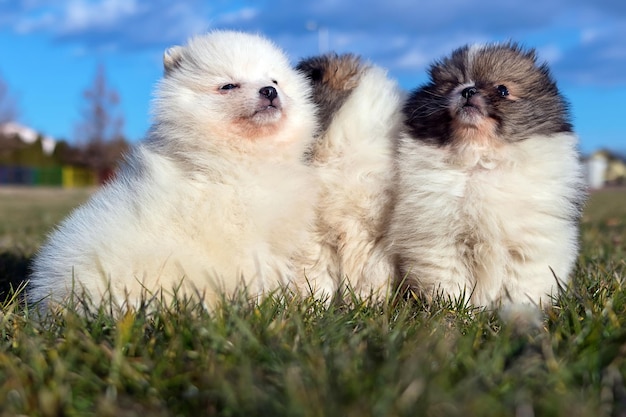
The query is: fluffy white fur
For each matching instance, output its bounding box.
[28,31,319,310]
[390,133,584,307]
[295,56,404,301]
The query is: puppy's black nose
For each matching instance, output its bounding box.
[461,86,478,99]
[259,86,278,101]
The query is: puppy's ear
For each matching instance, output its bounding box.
[163,46,184,75]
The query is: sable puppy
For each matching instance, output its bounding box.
[389,43,586,307]
[28,31,319,310]
[296,54,403,301]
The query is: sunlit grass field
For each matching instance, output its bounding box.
[0,186,625,416]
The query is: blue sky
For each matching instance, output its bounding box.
[0,0,624,155]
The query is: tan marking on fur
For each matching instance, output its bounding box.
[324,55,363,91]
[231,116,285,141]
[451,116,498,145]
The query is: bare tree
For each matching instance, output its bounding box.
[75,63,128,171]
[0,72,19,125]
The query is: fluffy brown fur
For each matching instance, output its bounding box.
[297,54,363,135]
[403,43,572,146]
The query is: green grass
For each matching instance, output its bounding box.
[1,186,626,416]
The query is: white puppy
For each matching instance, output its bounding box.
[388,43,586,308]
[295,54,403,301]
[28,31,319,310]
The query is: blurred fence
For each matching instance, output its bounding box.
[0,165,99,187]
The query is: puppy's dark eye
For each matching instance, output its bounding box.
[220,83,239,90]
[497,85,509,97]
[272,79,278,85]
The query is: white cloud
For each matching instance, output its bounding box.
[580,28,599,44]
[62,0,141,32]
[537,44,563,65]
[2,0,626,85]
[8,0,142,35]
[14,11,55,34]
[215,7,258,25]
[394,49,429,69]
